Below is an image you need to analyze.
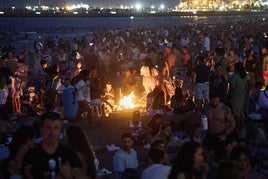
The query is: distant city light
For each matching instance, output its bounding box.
[65,6,72,11]
[1,0,268,15]
[135,3,142,10]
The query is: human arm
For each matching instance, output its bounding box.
[243,57,247,67]
[72,88,77,104]
[224,106,236,136]
[192,72,196,85]
[176,173,186,179]
[162,61,170,79]
[229,57,238,66]
[218,106,236,142]
[58,162,89,179]
[263,56,268,71]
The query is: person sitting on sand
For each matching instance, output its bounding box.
[113,132,139,179]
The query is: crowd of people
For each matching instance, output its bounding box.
[0,17,268,178]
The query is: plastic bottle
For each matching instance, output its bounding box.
[201,115,208,130]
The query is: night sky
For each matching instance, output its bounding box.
[0,0,179,8]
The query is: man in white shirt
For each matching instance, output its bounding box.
[73,70,91,121]
[113,132,138,179]
[142,149,171,179]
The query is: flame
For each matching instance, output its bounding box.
[118,91,136,110]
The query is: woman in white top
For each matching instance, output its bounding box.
[140,57,158,95]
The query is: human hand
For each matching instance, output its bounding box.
[218,134,226,142]
[58,162,73,179]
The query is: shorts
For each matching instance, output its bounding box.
[263,71,268,78]
[203,131,237,150]
[78,100,90,112]
[195,82,209,100]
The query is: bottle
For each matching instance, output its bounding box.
[93,151,99,171]
[201,115,208,130]
[137,121,142,130]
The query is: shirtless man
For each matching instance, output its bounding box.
[163,46,177,78]
[203,93,236,162]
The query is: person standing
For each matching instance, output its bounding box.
[0,71,9,121]
[203,93,236,163]
[262,46,268,86]
[4,51,18,74]
[192,55,211,111]
[73,70,91,121]
[229,63,248,128]
[140,57,158,95]
[243,48,257,89]
[213,47,229,102]
[15,54,28,90]
[227,49,239,76]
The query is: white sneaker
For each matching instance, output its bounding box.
[106,144,120,151]
[100,168,112,175]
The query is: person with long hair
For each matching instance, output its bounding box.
[229,62,248,128]
[140,57,159,95]
[8,125,36,172]
[230,145,256,179]
[243,48,257,89]
[168,141,207,179]
[64,125,96,178]
[73,70,91,121]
